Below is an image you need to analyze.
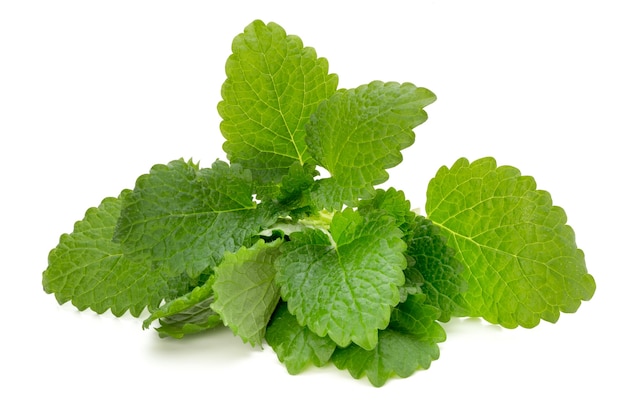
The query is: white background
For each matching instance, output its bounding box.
[1,1,624,415]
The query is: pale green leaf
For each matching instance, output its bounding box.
[307,81,436,207]
[218,20,338,183]
[211,239,283,346]
[426,157,596,328]
[42,191,178,317]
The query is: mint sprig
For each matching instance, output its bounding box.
[42,19,596,386]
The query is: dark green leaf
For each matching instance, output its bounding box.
[144,277,222,339]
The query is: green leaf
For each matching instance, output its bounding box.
[265,302,337,374]
[256,162,319,219]
[211,239,283,346]
[307,81,436,207]
[358,188,416,234]
[154,309,222,339]
[359,188,468,319]
[275,208,406,350]
[332,294,445,387]
[42,191,177,317]
[218,20,338,184]
[357,188,422,301]
[143,276,222,338]
[425,157,596,328]
[404,215,468,321]
[114,159,271,278]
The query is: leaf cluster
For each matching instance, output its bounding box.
[42,20,595,387]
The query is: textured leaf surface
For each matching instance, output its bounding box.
[255,162,318,219]
[42,191,175,317]
[211,239,282,346]
[307,81,436,207]
[359,188,467,319]
[275,209,406,350]
[332,294,445,387]
[426,157,596,328]
[404,215,467,321]
[358,188,416,234]
[114,159,269,278]
[218,20,338,183]
[265,302,336,374]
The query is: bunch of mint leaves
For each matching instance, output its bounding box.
[43,20,596,387]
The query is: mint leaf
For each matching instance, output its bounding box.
[42,191,176,317]
[275,209,406,350]
[332,294,445,387]
[256,162,319,219]
[153,304,222,339]
[358,188,467,318]
[358,188,416,234]
[114,159,271,278]
[211,239,282,346]
[357,188,422,301]
[218,20,338,184]
[265,302,337,374]
[307,81,436,207]
[405,215,468,321]
[143,275,222,338]
[426,157,596,328]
